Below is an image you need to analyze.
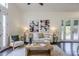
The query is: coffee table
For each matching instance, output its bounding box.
[25,43,53,56]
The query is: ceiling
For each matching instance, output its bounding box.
[11,3,79,12]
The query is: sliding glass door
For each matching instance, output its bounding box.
[61,20,72,40]
[64,20,72,55]
[61,20,79,40]
[65,43,72,55]
[73,20,79,40]
[72,20,79,56]
[72,43,79,56]
[65,20,71,40]
[60,19,79,56]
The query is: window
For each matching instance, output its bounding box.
[61,20,79,40]
[66,20,70,26]
[73,20,78,40]
[74,20,78,26]
[65,26,71,40]
[60,20,79,56]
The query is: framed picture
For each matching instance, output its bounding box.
[40,20,50,32]
[29,20,50,32]
[29,20,39,32]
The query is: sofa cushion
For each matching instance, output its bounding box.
[10,41,24,47]
[11,35,19,41]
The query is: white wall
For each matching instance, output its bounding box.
[8,4,22,35]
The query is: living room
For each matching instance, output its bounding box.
[0,3,79,56]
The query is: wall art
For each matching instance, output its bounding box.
[40,20,50,32]
[29,20,39,32]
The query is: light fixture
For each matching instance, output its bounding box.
[39,3,44,6]
[27,3,31,5]
[23,27,29,33]
[50,27,57,32]
[27,3,44,6]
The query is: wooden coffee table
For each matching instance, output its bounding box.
[25,44,53,56]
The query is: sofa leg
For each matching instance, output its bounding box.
[13,42,15,50]
[12,46,14,50]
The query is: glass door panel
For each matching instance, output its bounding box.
[73,20,78,40]
[61,27,64,40]
[65,20,71,40]
[73,27,78,40]
[60,43,64,50]
[72,43,79,56]
[64,43,72,56]
[60,20,79,56]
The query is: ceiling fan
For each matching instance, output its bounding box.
[27,3,44,6]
